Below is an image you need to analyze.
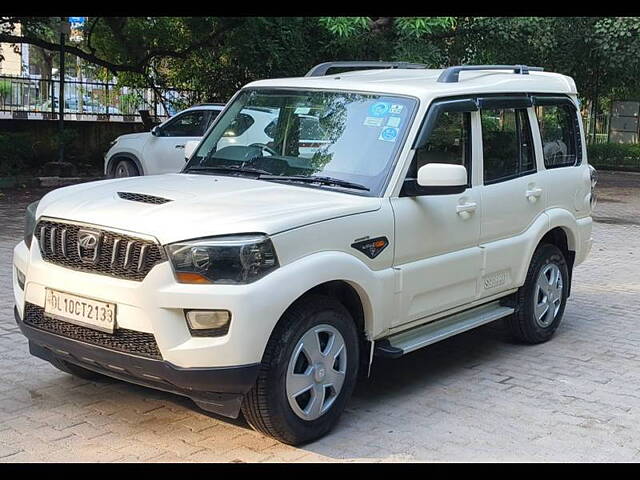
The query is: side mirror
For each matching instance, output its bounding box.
[184,140,199,161]
[416,163,467,195]
[151,126,161,137]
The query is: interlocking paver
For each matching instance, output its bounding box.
[1,172,640,461]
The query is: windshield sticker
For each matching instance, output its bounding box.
[294,107,311,115]
[364,116,384,127]
[389,104,404,114]
[369,101,391,117]
[386,116,402,128]
[379,127,399,142]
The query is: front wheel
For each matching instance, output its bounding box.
[112,159,139,178]
[241,295,360,445]
[507,243,569,344]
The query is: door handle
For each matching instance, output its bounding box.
[526,187,542,202]
[456,202,477,219]
[175,144,185,149]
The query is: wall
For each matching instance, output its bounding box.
[0,119,146,176]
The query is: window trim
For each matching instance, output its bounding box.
[531,95,582,169]
[481,106,537,186]
[401,111,473,197]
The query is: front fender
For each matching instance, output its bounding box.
[255,250,395,342]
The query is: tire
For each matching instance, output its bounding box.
[112,159,139,178]
[241,294,360,445]
[50,357,106,381]
[507,243,569,344]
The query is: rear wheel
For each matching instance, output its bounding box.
[112,159,139,178]
[507,243,569,344]
[241,295,359,445]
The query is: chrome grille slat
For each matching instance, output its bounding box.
[60,228,68,257]
[123,241,134,269]
[50,226,56,253]
[138,245,148,272]
[34,220,164,282]
[111,238,121,265]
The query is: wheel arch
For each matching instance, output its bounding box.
[274,278,375,377]
[106,152,144,177]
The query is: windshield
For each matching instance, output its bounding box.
[184,88,417,195]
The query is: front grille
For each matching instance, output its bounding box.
[34,219,165,282]
[24,303,162,360]
[117,192,172,205]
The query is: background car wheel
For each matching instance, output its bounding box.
[112,159,139,178]
[507,243,569,344]
[49,357,106,381]
[241,294,360,445]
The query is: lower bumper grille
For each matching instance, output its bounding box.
[23,303,162,360]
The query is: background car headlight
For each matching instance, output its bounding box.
[24,200,39,249]
[166,234,279,284]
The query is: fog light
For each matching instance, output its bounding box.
[185,310,231,337]
[16,267,25,290]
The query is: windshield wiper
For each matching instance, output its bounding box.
[185,165,271,176]
[259,175,370,192]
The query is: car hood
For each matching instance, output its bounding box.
[115,132,150,142]
[36,174,382,244]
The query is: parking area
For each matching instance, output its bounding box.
[1,171,640,462]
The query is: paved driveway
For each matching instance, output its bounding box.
[1,172,640,462]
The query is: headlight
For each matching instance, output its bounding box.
[24,200,39,249]
[166,234,279,285]
[105,138,118,155]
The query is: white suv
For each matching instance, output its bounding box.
[14,63,595,445]
[104,104,225,177]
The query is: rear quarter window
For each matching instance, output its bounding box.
[535,104,580,168]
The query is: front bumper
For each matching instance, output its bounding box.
[15,306,258,418]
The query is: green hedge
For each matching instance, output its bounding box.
[0,130,88,177]
[587,143,640,170]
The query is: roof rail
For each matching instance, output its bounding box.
[194,102,225,107]
[305,61,427,77]
[437,65,544,83]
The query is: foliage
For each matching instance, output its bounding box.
[0,16,639,112]
[0,79,11,100]
[0,132,39,176]
[588,142,640,170]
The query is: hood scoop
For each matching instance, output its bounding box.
[117,191,173,205]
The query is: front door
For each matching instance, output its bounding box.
[391,108,482,326]
[143,110,210,175]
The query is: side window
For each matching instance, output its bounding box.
[408,111,472,185]
[535,104,579,168]
[481,108,535,184]
[162,111,208,137]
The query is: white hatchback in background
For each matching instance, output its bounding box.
[104,104,225,177]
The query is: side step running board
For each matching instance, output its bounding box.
[375,301,514,358]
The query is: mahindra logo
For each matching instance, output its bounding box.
[77,229,102,264]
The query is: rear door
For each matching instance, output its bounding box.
[478,97,546,298]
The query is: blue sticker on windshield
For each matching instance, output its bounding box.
[386,116,401,128]
[379,127,399,142]
[369,101,391,117]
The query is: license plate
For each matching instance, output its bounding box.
[44,289,116,334]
